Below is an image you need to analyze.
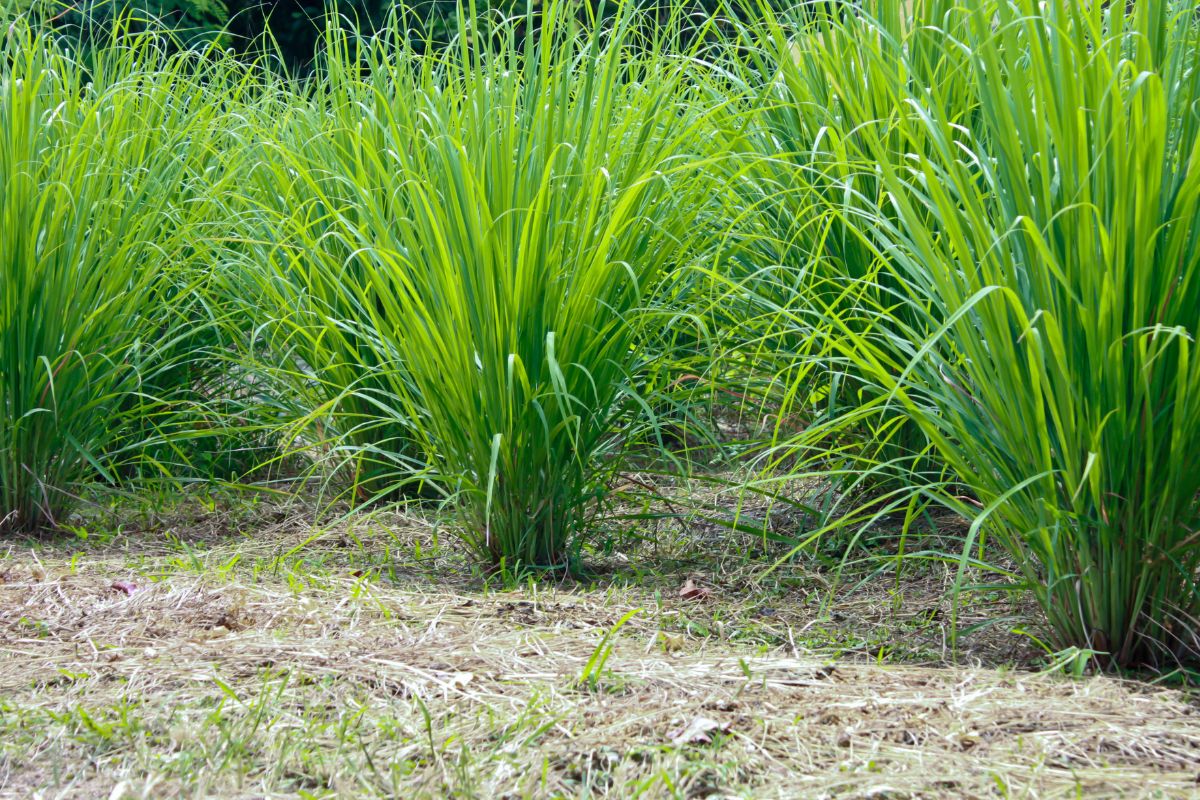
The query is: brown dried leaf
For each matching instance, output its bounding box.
[110,580,140,596]
[679,579,711,601]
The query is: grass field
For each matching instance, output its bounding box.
[3,0,1200,796]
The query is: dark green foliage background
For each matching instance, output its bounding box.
[9,0,798,69]
[11,1,394,67]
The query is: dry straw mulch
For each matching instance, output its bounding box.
[2,527,1199,799]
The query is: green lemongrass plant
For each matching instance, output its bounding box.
[233,2,722,570]
[709,0,982,508]
[796,0,1200,666]
[0,19,241,532]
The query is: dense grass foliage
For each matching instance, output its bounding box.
[228,7,721,569]
[0,22,241,533]
[718,0,978,495]
[2,0,1198,667]
[745,0,1200,666]
[897,0,1200,668]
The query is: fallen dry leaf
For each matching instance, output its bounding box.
[110,580,140,596]
[668,716,731,745]
[679,578,711,601]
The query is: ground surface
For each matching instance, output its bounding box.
[1,494,1198,799]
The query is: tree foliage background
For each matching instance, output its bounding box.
[6,0,761,69]
[7,1,394,67]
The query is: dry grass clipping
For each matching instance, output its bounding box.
[0,510,1198,799]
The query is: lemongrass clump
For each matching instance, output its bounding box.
[0,20,239,532]
[230,3,721,570]
[777,0,1200,666]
